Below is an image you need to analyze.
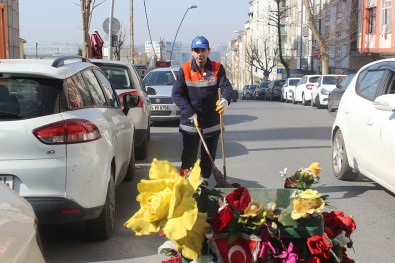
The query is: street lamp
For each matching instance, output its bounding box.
[169,5,198,70]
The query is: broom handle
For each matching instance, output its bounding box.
[218,88,227,178]
[194,121,216,166]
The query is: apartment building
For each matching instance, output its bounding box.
[0,0,21,59]
[359,0,394,56]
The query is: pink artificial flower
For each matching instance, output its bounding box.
[258,230,276,259]
[276,242,298,263]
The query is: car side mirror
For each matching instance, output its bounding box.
[146,87,157,95]
[122,94,140,115]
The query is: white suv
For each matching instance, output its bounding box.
[293,75,320,105]
[0,56,139,241]
[311,74,345,108]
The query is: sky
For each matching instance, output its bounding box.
[19,0,249,46]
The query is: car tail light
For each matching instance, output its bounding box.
[306,84,314,90]
[33,119,101,144]
[118,91,144,108]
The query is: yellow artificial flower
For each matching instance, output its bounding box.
[124,158,208,260]
[298,189,322,200]
[291,197,325,220]
[241,201,262,218]
[308,162,321,175]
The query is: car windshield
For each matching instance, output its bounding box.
[259,82,269,88]
[323,76,343,85]
[144,71,177,86]
[275,80,285,86]
[309,77,319,83]
[96,65,132,90]
[0,78,63,119]
[289,79,299,86]
[338,74,355,90]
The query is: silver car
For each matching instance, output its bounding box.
[90,59,151,160]
[143,67,181,122]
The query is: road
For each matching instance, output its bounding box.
[40,99,395,262]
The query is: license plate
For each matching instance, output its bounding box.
[0,175,14,189]
[151,105,170,111]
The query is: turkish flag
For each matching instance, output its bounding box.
[208,233,261,263]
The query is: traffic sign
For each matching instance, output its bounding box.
[103,18,120,35]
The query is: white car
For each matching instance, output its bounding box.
[331,58,395,193]
[0,183,45,262]
[143,67,181,122]
[0,56,139,241]
[311,74,345,108]
[293,75,320,105]
[281,77,300,103]
[90,59,151,160]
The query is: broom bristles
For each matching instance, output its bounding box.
[212,166,235,188]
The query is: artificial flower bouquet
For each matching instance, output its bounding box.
[124,160,356,263]
[281,162,321,190]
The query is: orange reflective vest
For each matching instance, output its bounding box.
[172,58,233,136]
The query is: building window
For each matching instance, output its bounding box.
[381,0,392,33]
[368,7,376,33]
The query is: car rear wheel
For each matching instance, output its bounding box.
[302,94,308,106]
[316,96,323,109]
[86,174,115,241]
[311,96,316,107]
[135,131,148,160]
[332,130,358,181]
[124,144,136,181]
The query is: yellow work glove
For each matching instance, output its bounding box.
[216,98,228,114]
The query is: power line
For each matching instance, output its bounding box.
[143,0,157,60]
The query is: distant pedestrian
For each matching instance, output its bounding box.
[172,35,233,185]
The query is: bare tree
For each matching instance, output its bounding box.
[245,39,278,81]
[113,26,126,60]
[80,0,106,58]
[303,0,358,74]
[269,0,291,78]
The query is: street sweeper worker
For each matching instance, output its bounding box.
[172,35,234,185]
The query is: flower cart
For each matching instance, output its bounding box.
[124,159,356,263]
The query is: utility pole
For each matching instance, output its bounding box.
[130,0,134,63]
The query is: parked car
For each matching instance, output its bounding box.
[0,183,46,262]
[90,59,151,160]
[143,67,181,122]
[327,73,356,112]
[0,56,139,241]
[311,74,346,109]
[241,84,257,100]
[248,84,258,100]
[293,75,320,105]
[241,85,251,100]
[254,81,270,100]
[331,58,395,193]
[264,80,285,101]
[281,77,301,103]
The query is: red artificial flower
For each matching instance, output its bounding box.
[225,186,251,212]
[211,205,234,233]
[162,254,182,263]
[307,234,333,260]
[322,211,356,238]
[309,256,322,263]
[341,247,355,263]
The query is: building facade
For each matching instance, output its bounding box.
[0,0,21,59]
